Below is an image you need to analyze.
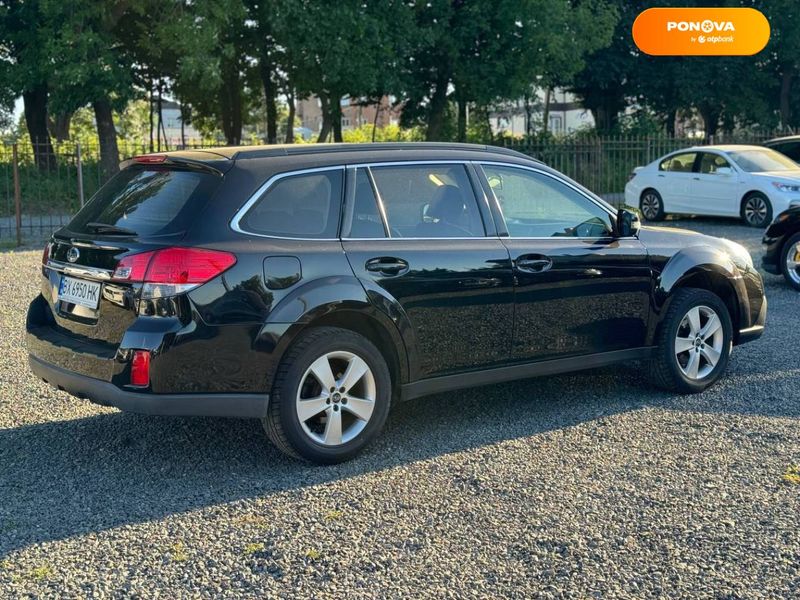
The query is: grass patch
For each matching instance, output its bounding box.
[324,509,343,521]
[782,464,800,485]
[243,542,265,556]
[304,548,321,561]
[169,542,189,562]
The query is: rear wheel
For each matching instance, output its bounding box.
[640,189,665,221]
[263,326,392,464]
[740,193,772,227]
[780,231,800,291]
[649,288,733,393]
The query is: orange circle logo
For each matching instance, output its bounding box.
[632,7,770,55]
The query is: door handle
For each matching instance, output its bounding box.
[365,257,409,275]
[693,176,700,180]
[516,256,553,273]
[657,174,665,178]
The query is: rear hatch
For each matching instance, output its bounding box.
[45,159,226,345]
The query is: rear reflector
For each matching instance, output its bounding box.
[130,350,151,387]
[112,247,236,298]
[133,154,167,164]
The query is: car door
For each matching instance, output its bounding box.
[691,152,741,216]
[656,152,698,213]
[479,163,652,362]
[341,163,515,380]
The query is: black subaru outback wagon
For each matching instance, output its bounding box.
[27,143,766,463]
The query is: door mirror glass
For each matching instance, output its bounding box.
[616,209,641,238]
[716,166,733,176]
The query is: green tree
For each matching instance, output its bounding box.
[0,0,56,168]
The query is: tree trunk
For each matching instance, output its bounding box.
[259,53,278,144]
[456,94,467,142]
[156,80,163,152]
[148,80,154,152]
[93,98,120,181]
[49,112,72,143]
[426,69,450,141]
[542,88,552,136]
[665,109,677,137]
[219,57,243,145]
[317,94,331,143]
[523,93,533,138]
[700,106,720,142]
[22,84,55,171]
[331,96,343,143]
[285,88,296,143]
[780,70,793,130]
[372,97,381,142]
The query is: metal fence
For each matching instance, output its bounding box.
[0,133,788,245]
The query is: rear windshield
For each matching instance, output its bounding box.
[68,166,222,237]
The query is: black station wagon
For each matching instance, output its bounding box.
[27,143,767,463]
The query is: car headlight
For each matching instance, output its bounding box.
[772,182,800,193]
[720,239,754,270]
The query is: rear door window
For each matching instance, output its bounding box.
[369,164,485,238]
[238,168,344,238]
[69,166,222,237]
[659,153,698,172]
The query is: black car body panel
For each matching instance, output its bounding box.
[762,206,800,273]
[27,143,767,417]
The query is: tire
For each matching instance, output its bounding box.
[640,189,665,221]
[649,288,733,394]
[780,231,800,291]
[263,326,392,464]
[740,192,772,227]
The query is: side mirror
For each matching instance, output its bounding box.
[616,208,641,238]
[716,167,733,176]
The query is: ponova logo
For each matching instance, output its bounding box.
[666,20,736,33]
[633,7,769,56]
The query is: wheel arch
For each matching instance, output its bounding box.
[653,247,747,345]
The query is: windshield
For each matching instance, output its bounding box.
[728,149,800,172]
[68,166,221,237]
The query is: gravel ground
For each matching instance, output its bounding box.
[1,218,798,599]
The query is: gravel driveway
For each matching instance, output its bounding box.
[1,218,798,598]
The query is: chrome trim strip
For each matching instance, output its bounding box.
[229,166,345,240]
[45,260,113,281]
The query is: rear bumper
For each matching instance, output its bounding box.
[29,353,268,418]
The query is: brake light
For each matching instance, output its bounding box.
[42,242,50,265]
[112,247,236,298]
[130,350,151,387]
[133,154,167,164]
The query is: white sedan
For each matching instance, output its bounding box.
[624,144,800,227]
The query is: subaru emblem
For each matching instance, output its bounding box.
[67,247,80,263]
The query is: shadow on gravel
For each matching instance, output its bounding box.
[2,354,799,557]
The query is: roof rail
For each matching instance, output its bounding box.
[231,142,541,163]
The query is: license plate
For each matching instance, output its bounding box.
[58,276,102,309]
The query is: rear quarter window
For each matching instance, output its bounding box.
[237,168,344,239]
[68,166,221,237]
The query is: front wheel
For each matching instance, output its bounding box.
[781,231,800,291]
[263,327,392,464]
[649,288,733,393]
[740,193,772,227]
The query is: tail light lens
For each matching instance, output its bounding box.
[113,247,236,298]
[130,350,151,387]
[41,242,51,275]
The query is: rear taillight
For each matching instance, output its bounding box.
[130,350,151,387]
[42,242,50,266]
[113,247,236,298]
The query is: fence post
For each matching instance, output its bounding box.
[76,142,85,207]
[12,143,21,247]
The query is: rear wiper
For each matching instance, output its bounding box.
[85,222,138,236]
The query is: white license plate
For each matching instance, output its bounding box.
[58,276,102,309]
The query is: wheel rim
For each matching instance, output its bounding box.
[744,196,768,225]
[296,351,376,446]
[641,193,660,219]
[674,305,724,380]
[786,241,800,285]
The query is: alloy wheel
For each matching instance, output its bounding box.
[641,193,660,220]
[743,196,768,226]
[674,305,724,380]
[786,241,800,286]
[295,351,376,446]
